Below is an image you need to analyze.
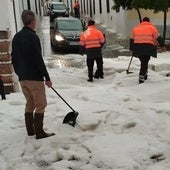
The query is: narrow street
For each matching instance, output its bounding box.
[37,16,86,69]
[37,15,132,62]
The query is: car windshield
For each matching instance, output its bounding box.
[52,4,66,10]
[57,20,83,30]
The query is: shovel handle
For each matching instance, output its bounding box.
[51,87,75,112]
[127,55,133,72]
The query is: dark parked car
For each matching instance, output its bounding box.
[50,17,85,52]
[49,2,69,21]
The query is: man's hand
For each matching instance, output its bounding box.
[45,80,52,88]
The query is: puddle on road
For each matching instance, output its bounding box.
[46,55,86,69]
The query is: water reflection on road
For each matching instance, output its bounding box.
[46,54,86,69]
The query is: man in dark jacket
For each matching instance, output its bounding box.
[11,10,55,139]
[131,17,166,84]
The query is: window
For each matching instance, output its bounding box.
[93,0,95,14]
[83,0,86,14]
[57,20,83,30]
[90,0,92,17]
[106,0,110,13]
[99,0,102,14]
[80,0,83,13]
[52,4,66,10]
[27,0,31,10]
[86,0,89,14]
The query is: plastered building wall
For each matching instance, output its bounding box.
[0,0,42,38]
[127,9,170,38]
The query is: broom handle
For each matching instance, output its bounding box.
[51,87,75,112]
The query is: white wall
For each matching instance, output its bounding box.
[115,8,127,37]
[76,0,125,35]
[0,0,11,31]
[0,0,44,38]
[109,0,117,33]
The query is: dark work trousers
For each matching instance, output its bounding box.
[138,56,150,82]
[74,8,80,18]
[86,48,103,79]
[87,57,103,79]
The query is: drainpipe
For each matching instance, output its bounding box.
[12,0,18,32]
[38,0,42,16]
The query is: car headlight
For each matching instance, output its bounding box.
[55,34,64,41]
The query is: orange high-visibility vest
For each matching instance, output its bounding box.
[132,22,160,45]
[80,26,105,49]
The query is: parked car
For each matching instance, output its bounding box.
[49,2,69,21]
[50,17,85,52]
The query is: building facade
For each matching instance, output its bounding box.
[0,0,43,38]
[1,0,170,41]
[0,0,44,93]
[64,0,170,39]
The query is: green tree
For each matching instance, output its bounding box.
[112,0,142,22]
[152,0,170,43]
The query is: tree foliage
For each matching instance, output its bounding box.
[112,0,170,12]
[153,0,170,12]
[112,0,133,12]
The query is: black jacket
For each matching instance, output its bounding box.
[129,36,164,58]
[11,26,50,81]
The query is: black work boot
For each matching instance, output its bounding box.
[94,75,99,79]
[25,112,35,136]
[144,75,148,80]
[87,77,93,82]
[34,113,55,139]
[139,80,144,84]
[139,75,145,84]
[99,75,104,79]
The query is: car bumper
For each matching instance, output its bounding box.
[54,40,80,48]
[50,13,68,18]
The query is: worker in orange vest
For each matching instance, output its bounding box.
[131,17,166,84]
[73,0,80,18]
[80,20,105,82]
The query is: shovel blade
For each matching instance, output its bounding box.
[63,111,79,127]
[126,70,133,74]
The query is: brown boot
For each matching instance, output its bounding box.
[34,113,55,139]
[25,112,35,136]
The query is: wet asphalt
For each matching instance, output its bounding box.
[36,16,86,69]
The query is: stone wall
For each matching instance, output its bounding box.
[0,30,17,94]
